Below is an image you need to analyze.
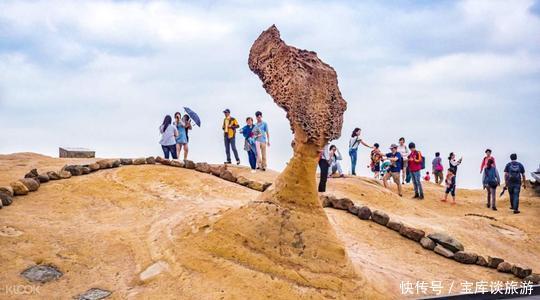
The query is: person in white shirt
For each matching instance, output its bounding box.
[329,145,344,177]
[159,115,179,159]
[397,137,410,184]
[348,128,373,175]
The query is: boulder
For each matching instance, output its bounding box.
[524,274,540,284]
[357,206,372,220]
[331,197,354,211]
[64,165,84,176]
[434,245,455,258]
[348,205,360,215]
[420,237,436,250]
[1,191,13,206]
[11,181,30,195]
[184,160,196,169]
[220,170,237,182]
[399,226,425,242]
[76,288,112,300]
[24,168,39,179]
[454,251,478,264]
[195,162,211,173]
[372,210,390,226]
[155,156,165,163]
[146,156,156,164]
[133,158,146,165]
[46,171,61,180]
[247,181,265,191]
[487,256,504,269]
[0,186,14,197]
[88,163,100,172]
[511,265,532,279]
[111,160,121,168]
[97,160,113,169]
[37,174,50,183]
[210,165,226,176]
[497,261,512,273]
[20,178,40,192]
[476,256,488,267]
[120,158,133,165]
[321,195,333,208]
[81,167,91,174]
[170,160,184,168]
[21,264,63,283]
[236,176,250,186]
[159,159,172,166]
[262,182,272,191]
[427,233,464,253]
[386,220,402,232]
[58,170,72,179]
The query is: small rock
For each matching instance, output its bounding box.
[20,178,40,192]
[497,261,512,273]
[476,256,488,267]
[371,210,390,226]
[220,170,237,182]
[247,181,265,191]
[487,256,504,269]
[133,158,146,165]
[195,162,211,173]
[236,176,250,186]
[88,163,100,172]
[1,191,13,206]
[511,265,532,279]
[0,186,14,197]
[64,165,84,176]
[321,195,333,207]
[524,273,540,284]
[11,181,29,195]
[184,160,196,169]
[111,160,121,168]
[434,245,455,258]
[155,156,164,163]
[24,169,39,179]
[420,237,436,250]
[58,170,72,179]
[146,157,156,164]
[357,206,372,220]
[158,158,171,165]
[399,226,425,242]
[427,232,464,253]
[21,264,63,283]
[37,174,50,183]
[210,165,226,176]
[170,160,184,168]
[76,288,112,300]
[120,158,133,165]
[386,220,402,232]
[348,205,360,215]
[262,182,272,191]
[81,167,91,174]
[46,171,61,180]
[96,160,113,169]
[331,197,354,211]
[454,251,478,264]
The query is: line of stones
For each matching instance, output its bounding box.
[0,157,273,210]
[321,195,540,284]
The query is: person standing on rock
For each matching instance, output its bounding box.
[397,137,410,184]
[159,115,178,160]
[408,142,424,199]
[448,152,462,175]
[240,117,257,171]
[504,153,526,214]
[482,158,500,211]
[318,143,331,192]
[370,143,383,179]
[441,168,457,204]
[174,112,191,160]
[222,109,240,165]
[480,149,496,173]
[254,111,270,171]
[348,128,373,176]
[382,144,403,197]
[432,152,444,185]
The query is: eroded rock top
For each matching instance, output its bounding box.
[248,25,347,145]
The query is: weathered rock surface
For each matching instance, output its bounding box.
[82,167,91,174]
[524,274,540,284]
[434,245,455,258]
[37,174,50,183]
[1,191,13,206]
[487,256,504,268]
[220,170,237,182]
[321,195,333,207]
[46,171,61,180]
[420,237,436,250]
[24,168,39,179]
[247,180,265,191]
[476,256,488,267]
[11,181,29,195]
[372,210,390,226]
[88,163,100,172]
[21,264,63,283]
[331,198,354,211]
[453,251,478,264]
[497,261,512,273]
[399,226,425,242]
[65,165,84,176]
[20,178,40,192]
[111,160,121,168]
[427,233,464,253]
[184,160,196,169]
[76,288,112,300]
[262,182,272,191]
[146,157,156,164]
[210,165,225,176]
[97,160,113,169]
[357,206,372,220]
[170,160,184,168]
[133,158,146,165]
[511,265,532,279]
[348,205,359,215]
[0,186,14,197]
[386,220,402,232]
[59,170,72,179]
[195,162,211,173]
[120,158,133,165]
[236,176,250,186]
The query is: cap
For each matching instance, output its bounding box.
[390,143,398,149]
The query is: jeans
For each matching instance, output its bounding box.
[486,186,497,208]
[330,161,343,175]
[508,184,521,211]
[318,159,330,192]
[411,171,423,197]
[349,148,357,175]
[161,144,178,159]
[247,149,257,169]
[224,134,240,162]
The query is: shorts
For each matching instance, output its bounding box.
[445,186,456,196]
[371,162,380,172]
[402,160,408,170]
[386,171,400,184]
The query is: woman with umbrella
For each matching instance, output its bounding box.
[174,112,192,160]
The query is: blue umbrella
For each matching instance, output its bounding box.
[183,107,201,127]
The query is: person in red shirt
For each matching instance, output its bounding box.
[424,171,431,182]
[480,149,496,173]
[408,142,424,199]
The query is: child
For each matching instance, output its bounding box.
[370,143,383,179]
[441,168,456,204]
[424,171,431,182]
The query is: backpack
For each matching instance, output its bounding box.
[508,162,522,184]
[421,155,426,170]
[485,168,498,188]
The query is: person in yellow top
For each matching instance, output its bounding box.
[222,109,240,164]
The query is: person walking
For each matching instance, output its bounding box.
[480,149,496,173]
[482,158,500,211]
[174,112,191,160]
[503,153,526,214]
[329,145,344,177]
[397,137,410,184]
[370,143,383,179]
[408,142,424,199]
[348,128,372,175]
[159,115,178,160]
[254,111,270,171]
[441,168,457,204]
[318,143,331,192]
[432,152,444,184]
[382,144,403,197]
[240,117,257,171]
[448,152,462,174]
[222,109,240,165]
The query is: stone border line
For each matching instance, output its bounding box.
[321,195,540,284]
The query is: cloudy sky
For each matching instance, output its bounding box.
[1,0,539,188]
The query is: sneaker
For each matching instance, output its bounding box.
[262,168,266,171]
[513,210,520,214]
[413,194,419,199]
[419,195,424,200]
[492,207,497,211]
[236,160,241,165]
[224,161,231,164]
[352,172,356,176]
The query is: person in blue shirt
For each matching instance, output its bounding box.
[503,153,527,214]
[382,144,403,197]
[240,117,257,170]
[254,111,270,171]
[174,112,191,160]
